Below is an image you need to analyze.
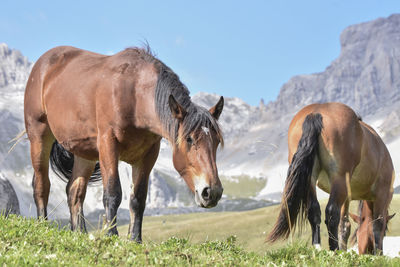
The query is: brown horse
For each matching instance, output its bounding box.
[349,201,395,254]
[24,45,224,242]
[267,102,394,254]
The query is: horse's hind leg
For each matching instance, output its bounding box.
[129,142,160,243]
[325,178,347,250]
[66,156,96,232]
[338,200,351,250]
[28,123,54,218]
[98,132,121,235]
[307,187,321,248]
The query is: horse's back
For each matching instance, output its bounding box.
[24,46,140,125]
[288,102,362,165]
[25,46,154,107]
[24,46,104,111]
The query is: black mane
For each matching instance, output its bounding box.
[151,54,223,145]
[122,45,223,145]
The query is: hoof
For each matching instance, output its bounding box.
[130,235,142,244]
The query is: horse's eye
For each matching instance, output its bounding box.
[186,136,193,145]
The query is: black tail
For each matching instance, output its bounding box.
[49,141,102,185]
[267,113,323,242]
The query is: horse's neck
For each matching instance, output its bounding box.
[136,110,165,138]
[134,100,175,142]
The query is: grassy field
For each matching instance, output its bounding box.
[119,195,400,254]
[219,174,267,198]
[1,216,400,266]
[1,196,399,266]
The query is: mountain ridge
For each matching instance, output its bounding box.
[263,14,400,119]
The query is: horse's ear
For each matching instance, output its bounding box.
[349,213,360,224]
[388,213,396,221]
[169,95,187,120]
[209,96,224,120]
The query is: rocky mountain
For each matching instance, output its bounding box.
[265,14,400,118]
[0,172,19,215]
[0,43,31,171]
[1,13,400,221]
[0,43,31,91]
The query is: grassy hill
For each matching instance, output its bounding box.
[119,195,400,254]
[1,196,399,266]
[1,215,400,266]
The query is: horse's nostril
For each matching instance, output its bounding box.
[201,187,211,200]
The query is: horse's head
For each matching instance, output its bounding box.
[349,202,395,254]
[168,95,224,208]
[349,210,374,254]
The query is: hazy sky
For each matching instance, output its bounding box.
[1,1,399,106]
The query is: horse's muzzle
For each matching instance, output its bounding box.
[195,185,223,208]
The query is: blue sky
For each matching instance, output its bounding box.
[1,1,399,106]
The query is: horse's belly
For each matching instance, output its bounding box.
[48,116,99,160]
[348,163,376,200]
[59,136,99,161]
[316,170,331,193]
[316,164,377,200]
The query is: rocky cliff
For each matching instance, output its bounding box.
[265,14,400,118]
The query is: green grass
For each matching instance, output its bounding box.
[123,195,400,253]
[220,175,267,198]
[1,215,400,266]
[1,195,400,266]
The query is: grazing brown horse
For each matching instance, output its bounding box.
[349,201,395,254]
[267,102,395,254]
[24,45,224,242]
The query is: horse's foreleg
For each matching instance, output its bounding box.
[325,179,347,250]
[307,187,321,248]
[338,200,351,251]
[128,166,149,243]
[372,212,384,255]
[129,142,160,243]
[66,156,95,232]
[98,133,121,236]
[372,194,391,254]
[29,127,54,218]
